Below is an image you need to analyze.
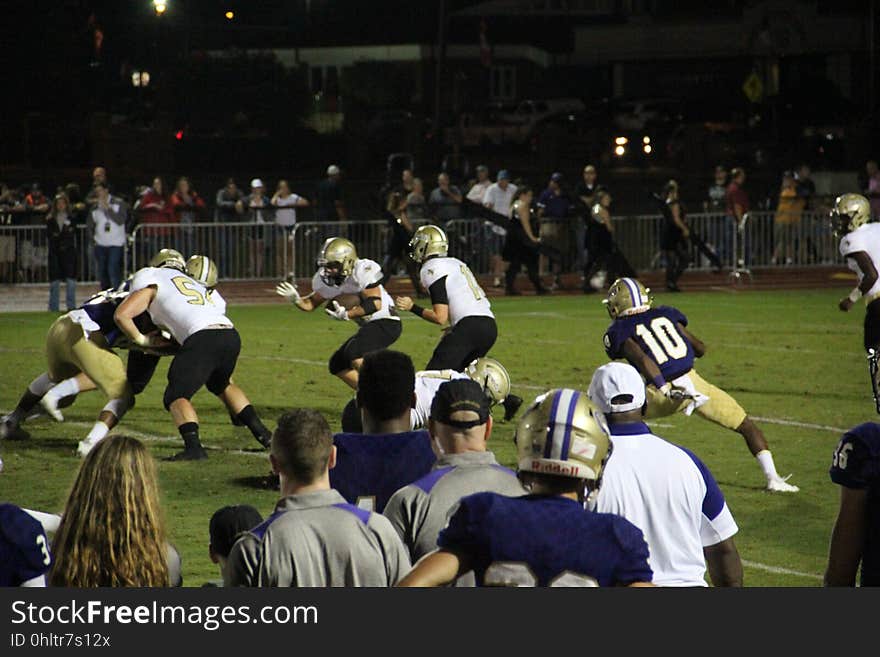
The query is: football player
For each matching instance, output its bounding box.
[339,356,519,432]
[0,503,52,587]
[832,194,880,412]
[275,237,402,390]
[826,422,880,586]
[601,277,798,492]
[114,249,271,460]
[397,389,654,587]
[396,225,523,419]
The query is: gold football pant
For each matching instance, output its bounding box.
[46,316,130,400]
[645,369,747,431]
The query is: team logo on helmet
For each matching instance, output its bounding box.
[514,389,612,482]
[185,255,218,288]
[465,357,511,406]
[317,237,358,286]
[409,225,449,263]
[149,248,186,272]
[603,277,652,319]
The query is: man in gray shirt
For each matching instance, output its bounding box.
[225,408,411,587]
[383,379,525,564]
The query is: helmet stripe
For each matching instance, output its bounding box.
[543,391,563,458]
[622,278,641,306]
[547,389,576,460]
[560,390,581,460]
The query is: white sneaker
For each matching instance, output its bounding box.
[766,474,799,492]
[77,440,96,458]
[0,455,4,472]
[40,394,64,422]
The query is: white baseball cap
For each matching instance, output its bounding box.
[250,178,264,189]
[326,164,340,176]
[587,362,646,414]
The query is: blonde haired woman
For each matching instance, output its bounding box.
[50,435,174,587]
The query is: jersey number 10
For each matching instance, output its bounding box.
[635,317,688,365]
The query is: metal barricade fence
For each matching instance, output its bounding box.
[0,222,96,284]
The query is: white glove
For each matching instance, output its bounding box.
[275,281,301,304]
[325,300,349,321]
[659,382,691,402]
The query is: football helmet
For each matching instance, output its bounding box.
[465,357,511,406]
[603,277,652,319]
[317,237,357,286]
[149,248,186,271]
[514,389,612,482]
[185,255,218,288]
[831,193,871,238]
[409,225,449,263]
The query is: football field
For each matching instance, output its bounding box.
[0,287,869,586]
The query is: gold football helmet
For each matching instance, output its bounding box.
[515,389,612,481]
[465,357,511,406]
[149,248,186,271]
[409,225,449,263]
[603,277,652,319]
[186,255,218,288]
[317,237,358,286]
[831,193,871,237]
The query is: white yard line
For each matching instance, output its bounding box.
[741,559,822,581]
[752,416,846,434]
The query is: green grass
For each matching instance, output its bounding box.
[0,288,869,586]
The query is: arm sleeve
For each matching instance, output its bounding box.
[678,446,739,545]
[129,268,159,293]
[223,535,259,587]
[611,517,654,585]
[830,432,874,489]
[428,277,449,305]
[603,326,626,359]
[370,514,412,586]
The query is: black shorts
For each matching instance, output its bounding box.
[127,350,161,396]
[865,299,880,351]
[164,328,241,408]
[329,319,402,374]
[426,315,498,371]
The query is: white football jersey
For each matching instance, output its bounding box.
[410,369,470,429]
[840,223,880,300]
[130,267,233,344]
[420,257,493,326]
[311,258,398,324]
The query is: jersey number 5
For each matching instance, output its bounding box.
[172,276,208,306]
[635,317,687,365]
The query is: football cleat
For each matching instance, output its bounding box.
[164,446,209,461]
[77,440,97,458]
[409,225,449,263]
[603,277,653,319]
[255,429,272,450]
[40,394,64,422]
[766,474,799,493]
[1,415,30,441]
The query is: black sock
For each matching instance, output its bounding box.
[237,405,270,440]
[178,422,202,450]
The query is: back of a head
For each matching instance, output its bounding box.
[209,505,263,559]
[273,409,333,484]
[50,435,168,587]
[429,378,491,450]
[357,350,415,427]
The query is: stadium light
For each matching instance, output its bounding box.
[614,136,628,146]
[614,145,625,157]
[225,11,234,20]
[643,144,652,154]
[153,1,167,16]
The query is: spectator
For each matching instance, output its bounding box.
[89,182,127,290]
[772,171,805,266]
[405,178,429,220]
[272,179,309,278]
[704,165,728,213]
[583,189,635,292]
[465,164,492,204]
[85,166,109,207]
[49,435,174,587]
[429,173,463,224]
[24,183,50,216]
[333,350,435,513]
[225,409,411,586]
[134,177,171,265]
[725,167,749,265]
[589,363,743,587]
[0,183,24,283]
[867,160,880,219]
[63,183,87,224]
[380,170,420,291]
[483,170,517,288]
[660,180,689,292]
[46,193,78,311]
[214,178,244,277]
[169,177,206,258]
[503,186,547,295]
[536,172,572,290]
[237,178,272,278]
[573,164,600,271]
[208,505,263,586]
[315,164,346,223]
[383,379,524,566]
[795,164,815,208]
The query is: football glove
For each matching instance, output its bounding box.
[659,382,692,403]
[325,300,349,321]
[275,281,302,304]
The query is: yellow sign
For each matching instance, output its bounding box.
[742,72,764,103]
